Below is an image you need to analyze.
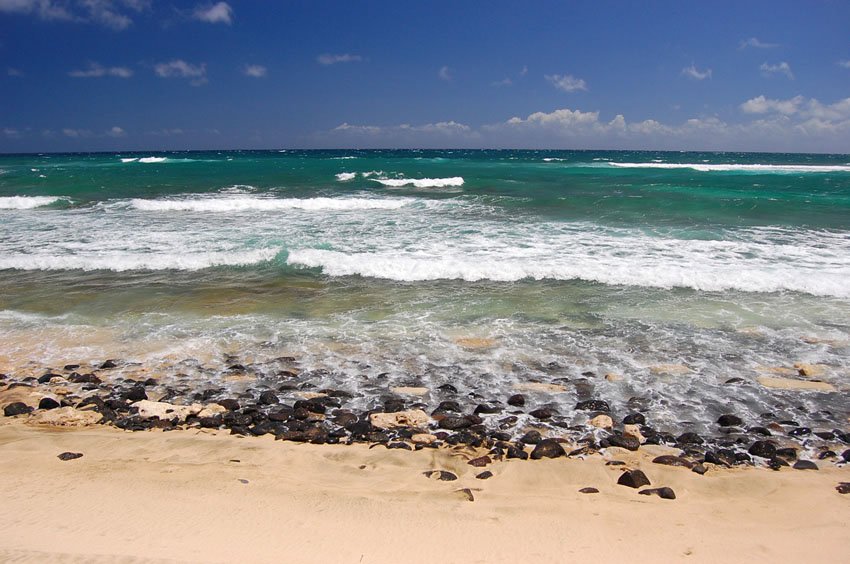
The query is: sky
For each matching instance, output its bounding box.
[1,0,849,153]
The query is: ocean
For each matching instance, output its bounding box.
[1,149,848,437]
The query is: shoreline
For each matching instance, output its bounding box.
[0,420,848,563]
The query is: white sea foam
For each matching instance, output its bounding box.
[138,157,167,164]
[120,157,139,163]
[607,162,850,173]
[335,172,356,181]
[0,248,279,272]
[542,158,566,162]
[372,176,465,188]
[130,196,410,212]
[0,196,65,209]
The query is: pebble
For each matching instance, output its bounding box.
[638,487,676,500]
[57,452,83,461]
[836,483,850,494]
[423,470,457,481]
[617,470,651,488]
[468,455,492,467]
[476,471,493,480]
[578,487,599,494]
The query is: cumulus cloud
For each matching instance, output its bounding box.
[317,53,362,65]
[0,0,149,29]
[106,125,125,137]
[154,59,207,85]
[739,37,779,49]
[681,64,712,80]
[839,60,850,69]
[760,61,794,79]
[62,128,92,138]
[193,1,231,24]
[740,95,804,115]
[243,64,267,78]
[68,62,133,78]
[438,65,451,81]
[545,74,587,93]
[3,127,21,138]
[492,77,512,87]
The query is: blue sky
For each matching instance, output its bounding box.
[1,0,849,152]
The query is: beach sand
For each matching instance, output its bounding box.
[0,420,847,563]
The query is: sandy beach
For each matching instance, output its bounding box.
[0,419,847,563]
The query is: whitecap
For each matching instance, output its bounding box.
[607,162,850,173]
[372,176,464,188]
[138,157,167,164]
[129,196,410,212]
[335,172,356,182]
[0,196,66,209]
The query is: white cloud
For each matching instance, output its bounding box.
[147,128,184,136]
[69,62,133,78]
[740,95,804,115]
[7,67,22,76]
[839,60,850,69]
[243,64,267,78]
[154,59,207,85]
[739,37,779,49]
[0,0,75,21]
[438,66,451,81]
[492,77,512,87]
[3,127,21,138]
[681,64,712,80]
[106,125,125,137]
[545,73,587,92]
[760,61,794,79]
[317,53,363,66]
[520,65,528,76]
[193,2,232,25]
[62,128,92,138]
[0,0,148,29]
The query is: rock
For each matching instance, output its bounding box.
[257,391,279,405]
[529,407,554,420]
[438,416,472,430]
[386,442,412,450]
[369,409,429,430]
[434,400,462,413]
[691,463,708,475]
[506,444,529,460]
[391,386,429,396]
[437,384,458,393]
[38,373,62,384]
[756,376,835,392]
[622,413,646,425]
[28,407,102,427]
[639,487,676,500]
[794,363,826,377]
[530,439,566,459]
[197,404,227,418]
[843,450,850,463]
[676,432,704,445]
[575,400,610,412]
[38,397,61,410]
[423,470,457,481]
[3,402,33,417]
[607,434,640,451]
[589,414,613,429]
[57,452,83,461]
[63,364,80,371]
[622,424,645,443]
[604,373,622,382]
[474,403,501,415]
[788,427,811,438]
[454,488,475,502]
[649,364,691,375]
[100,360,118,369]
[792,460,818,470]
[775,447,797,461]
[652,455,693,469]
[512,382,567,393]
[748,426,772,436]
[466,455,491,468]
[748,440,777,459]
[217,399,241,411]
[717,414,743,427]
[411,433,437,444]
[69,373,101,384]
[519,430,542,444]
[578,487,599,494]
[132,400,202,422]
[768,457,789,470]
[507,394,525,407]
[124,386,147,402]
[617,470,651,489]
[836,483,850,494]
[476,471,493,480]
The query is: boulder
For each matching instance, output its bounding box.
[748,440,777,459]
[617,470,651,488]
[28,407,102,427]
[507,394,525,407]
[369,409,429,430]
[622,424,645,443]
[530,439,566,459]
[391,387,429,396]
[3,402,33,417]
[589,414,613,429]
[717,414,743,427]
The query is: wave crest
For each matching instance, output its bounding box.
[129,196,410,212]
[372,177,464,188]
[0,196,66,209]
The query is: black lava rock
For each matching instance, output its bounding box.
[124,386,147,402]
[258,391,279,405]
[438,416,471,430]
[652,455,693,469]
[775,447,797,461]
[622,413,646,425]
[607,434,640,451]
[519,430,543,445]
[435,400,462,413]
[676,432,704,445]
[530,439,566,459]
[788,427,811,438]
[474,403,501,415]
[748,440,777,459]
[717,414,743,427]
[38,373,61,384]
[575,400,610,412]
[476,471,493,480]
[507,394,525,407]
[836,482,850,494]
[578,487,600,494]
[57,452,83,461]
[748,426,772,437]
[4,402,33,417]
[639,487,676,500]
[529,407,554,420]
[617,469,651,488]
[437,384,458,393]
[38,397,61,410]
[423,470,457,481]
[100,360,118,369]
[792,460,818,470]
[506,444,529,460]
[691,463,708,475]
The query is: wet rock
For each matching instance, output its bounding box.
[123,386,147,402]
[748,426,772,437]
[468,455,492,467]
[836,482,850,494]
[529,407,554,420]
[622,413,646,425]
[530,439,566,459]
[519,430,542,445]
[748,440,777,459]
[474,403,501,415]
[579,487,600,494]
[842,450,850,463]
[386,442,412,450]
[506,444,529,460]
[38,397,61,410]
[606,460,626,466]
[57,452,83,461]
[622,424,645,443]
[814,430,836,440]
[438,416,472,430]
[575,400,610,412]
[258,391,279,405]
[676,432,704,445]
[775,447,797,461]
[434,400,462,413]
[437,384,458,393]
[63,364,80,371]
[476,471,493,480]
[717,414,743,427]
[370,409,429,430]
[100,360,118,369]
[607,434,640,451]
[768,457,789,470]
[4,402,33,417]
[38,373,62,384]
[617,470,651,489]
[507,394,525,407]
[792,460,818,470]
[788,427,811,438]
[639,487,676,500]
[818,450,837,460]
[589,414,613,429]
[725,377,744,384]
[69,373,101,384]
[382,398,405,413]
[652,455,693,469]
[423,470,457,481]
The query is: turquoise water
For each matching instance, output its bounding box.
[1,150,848,432]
